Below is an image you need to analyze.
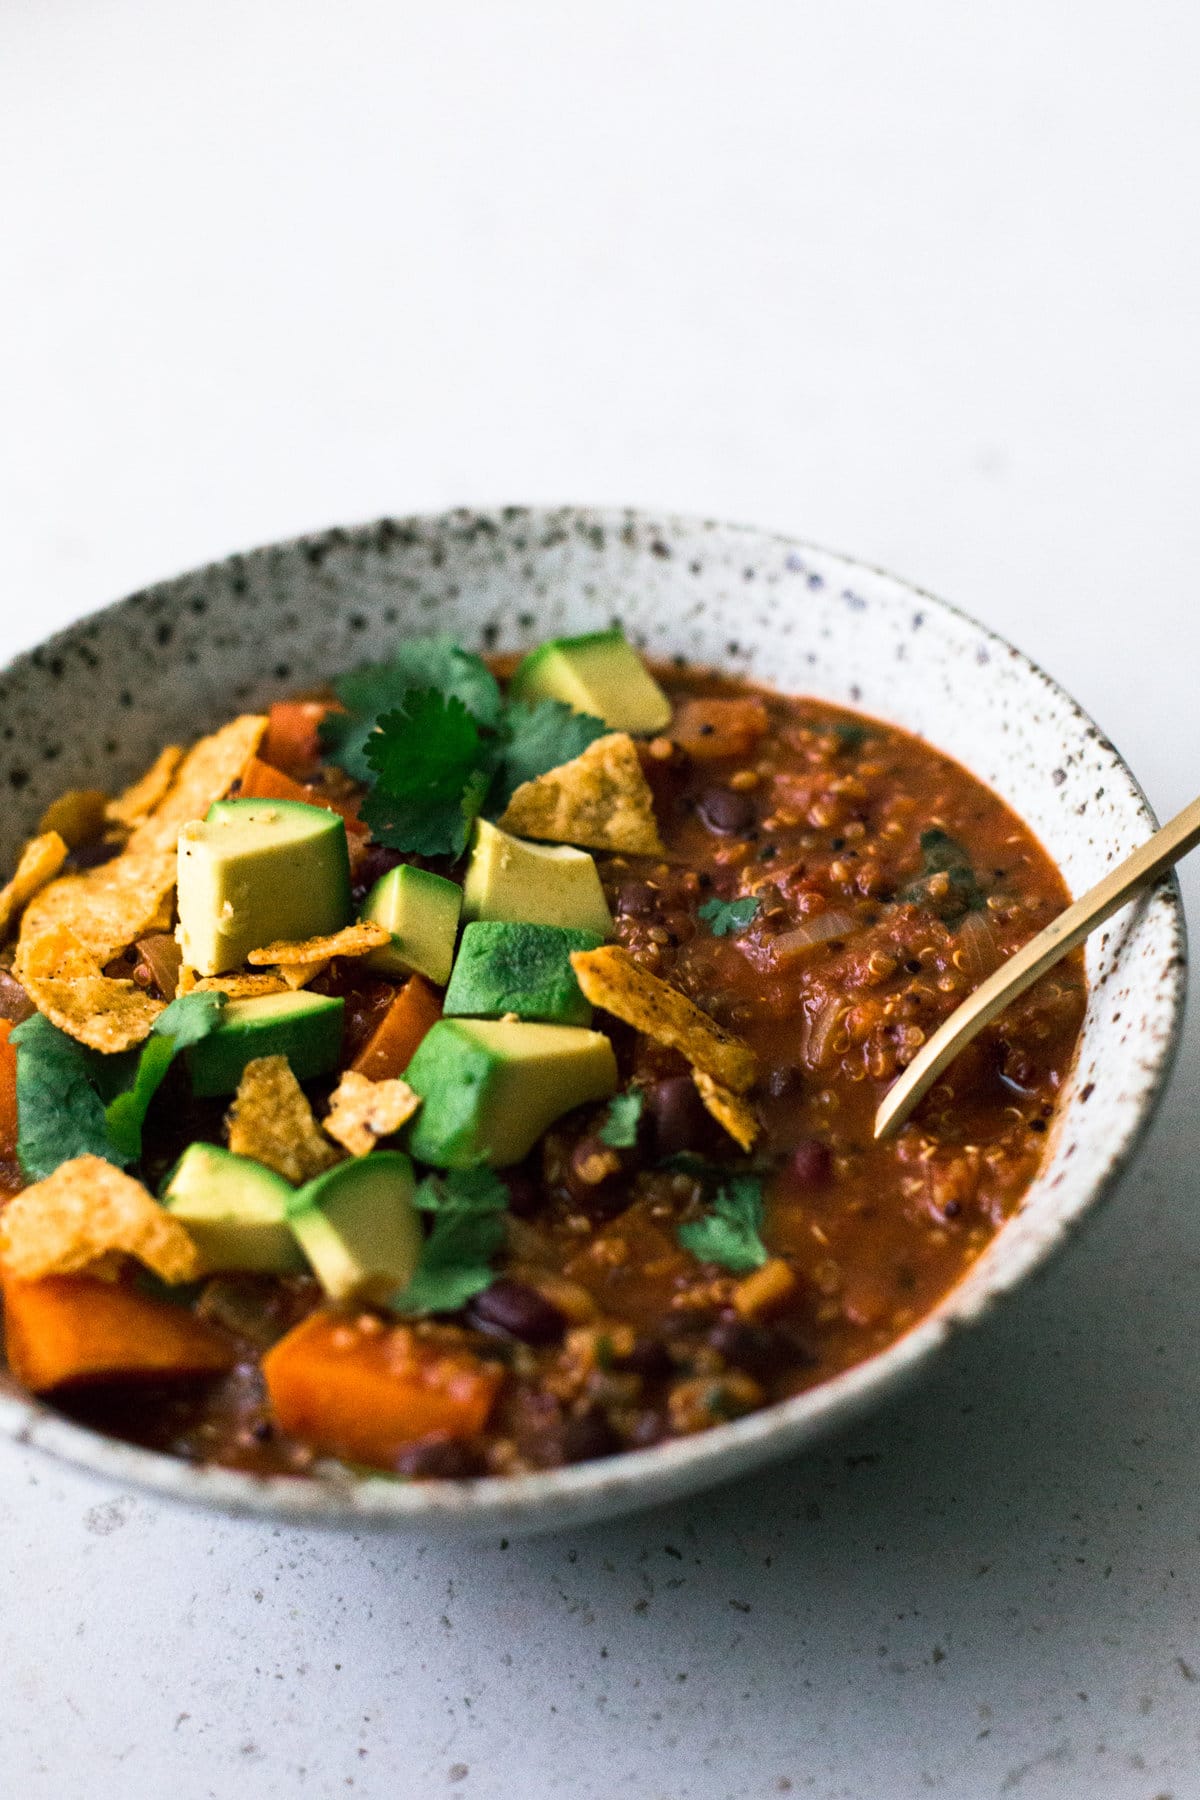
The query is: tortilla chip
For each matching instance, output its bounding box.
[15,922,102,981]
[570,945,757,1093]
[499,733,665,856]
[38,790,109,850]
[191,972,290,999]
[227,1054,341,1183]
[17,849,178,968]
[106,745,184,830]
[21,973,164,1052]
[0,1155,201,1283]
[693,1070,760,1151]
[323,1070,421,1157]
[125,715,268,854]
[246,921,389,967]
[0,832,69,941]
[277,958,330,991]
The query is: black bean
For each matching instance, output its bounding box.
[788,1139,832,1188]
[467,1278,566,1345]
[708,1315,785,1379]
[645,1074,711,1158]
[352,844,405,900]
[614,1334,673,1378]
[766,1063,803,1100]
[562,1404,620,1464]
[617,881,659,918]
[393,1435,485,1479]
[503,1170,542,1217]
[697,787,755,836]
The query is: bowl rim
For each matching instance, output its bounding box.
[0,505,1186,1531]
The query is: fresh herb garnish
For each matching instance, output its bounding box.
[676,1172,769,1274]
[12,993,228,1179]
[698,896,760,937]
[322,636,502,782]
[361,690,494,857]
[488,699,608,815]
[899,828,988,921]
[832,722,870,752]
[104,992,229,1163]
[598,1089,644,1148]
[390,1166,510,1315]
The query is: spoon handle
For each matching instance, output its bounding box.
[874,791,1200,1141]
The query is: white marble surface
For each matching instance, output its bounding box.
[2,3,1200,1795]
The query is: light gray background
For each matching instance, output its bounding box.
[2,4,1198,1796]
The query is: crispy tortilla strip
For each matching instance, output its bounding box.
[246,920,389,967]
[227,1054,341,1184]
[176,964,197,995]
[106,745,184,830]
[693,1070,760,1151]
[191,972,290,998]
[323,1070,421,1157]
[0,832,69,941]
[21,973,164,1052]
[0,1155,201,1283]
[125,715,268,854]
[16,923,102,981]
[38,790,109,850]
[17,849,178,968]
[277,958,330,991]
[570,945,757,1093]
[499,733,665,856]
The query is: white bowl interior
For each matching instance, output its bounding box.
[0,509,1183,1534]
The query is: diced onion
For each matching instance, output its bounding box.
[802,996,846,1069]
[771,909,858,965]
[956,909,1002,981]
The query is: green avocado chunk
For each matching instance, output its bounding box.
[161,1142,304,1274]
[177,797,351,976]
[404,1018,618,1168]
[508,628,671,735]
[361,864,462,986]
[443,921,602,1025]
[186,990,344,1097]
[461,819,612,937]
[287,1151,422,1304]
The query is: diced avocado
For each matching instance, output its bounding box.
[462,819,612,938]
[161,1142,303,1274]
[508,628,671,735]
[404,1018,618,1168]
[443,921,602,1025]
[186,990,344,1097]
[178,797,351,976]
[361,865,462,986]
[286,1151,421,1304]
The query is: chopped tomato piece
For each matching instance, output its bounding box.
[351,976,442,1080]
[238,755,367,835]
[263,1309,502,1467]
[1,1274,236,1392]
[672,696,769,761]
[263,700,339,778]
[0,1021,16,1162]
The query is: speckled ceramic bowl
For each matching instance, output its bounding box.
[0,508,1185,1536]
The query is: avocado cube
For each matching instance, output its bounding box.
[178,797,351,976]
[161,1142,304,1274]
[287,1151,422,1304]
[404,1018,618,1168]
[443,921,602,1025]
[508,628,671,735]
[186,990,344,1097]
[462,820,612,938]
[361,865,462,986]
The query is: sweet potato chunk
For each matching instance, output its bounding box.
[237,755,367,835]
[0,1021,16,1162]
[671,696,769,761]
[263,1310,501,1468]
[351,976,443,1081]
[263,700,339,778]
[2,1275,236,1392]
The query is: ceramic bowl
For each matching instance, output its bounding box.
[0,508,1185,1536]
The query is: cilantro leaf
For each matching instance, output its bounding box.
[832,722,870,752]
[11,1014,116,1181]
[390,1167,510,1315]
[677,1173,769,1274]
[599,1089,643,1149]
[899,828,987,921]
[104,992,228,1163]
[322,636,502,780]
[698,896,760,938]
[487,699,608,815]
[360,690,493,857]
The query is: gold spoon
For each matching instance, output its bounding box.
[874,793,1200,1141]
